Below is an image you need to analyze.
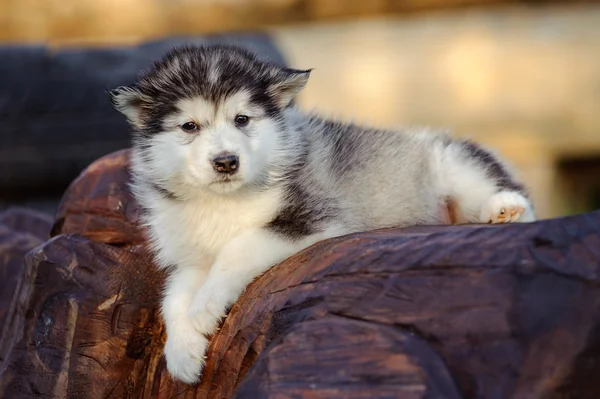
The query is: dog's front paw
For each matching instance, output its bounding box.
[164,327,209,385]
[189,286,230,335]
[479,191,535,224]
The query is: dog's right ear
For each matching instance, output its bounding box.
[108,86,149,129]
[267,69,312,109]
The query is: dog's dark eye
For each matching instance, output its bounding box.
[181,122,199,133]
[234,115,249,127]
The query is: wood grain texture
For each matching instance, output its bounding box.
[0,208,51,385]
[52,149,146,246]
[1,150,600,398]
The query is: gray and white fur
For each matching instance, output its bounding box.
[110,44,535,384]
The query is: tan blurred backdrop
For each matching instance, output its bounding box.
[1,0,599,219]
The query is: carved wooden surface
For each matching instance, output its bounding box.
[52,149,145,246]
[0,207,52,382]
[1,150,600,398]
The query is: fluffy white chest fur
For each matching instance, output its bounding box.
[141,183,343,385]
[148,188,284,270]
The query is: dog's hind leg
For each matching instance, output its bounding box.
[434,138,536,224]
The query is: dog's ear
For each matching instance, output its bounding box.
[267,68,311,108]
[108,86,150,129]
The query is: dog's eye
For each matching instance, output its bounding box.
[234,115,250,127]
[181,122,199,133]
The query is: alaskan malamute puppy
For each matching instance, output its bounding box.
[110,44,535,384]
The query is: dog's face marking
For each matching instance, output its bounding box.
[142,90,282,195]
[110,45,310,197]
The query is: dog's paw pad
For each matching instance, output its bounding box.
[492,206,524,223]
[480,191,535,224]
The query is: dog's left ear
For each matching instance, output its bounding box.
[268,68,311,108]
[108,85,150,129]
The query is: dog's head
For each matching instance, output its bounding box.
[110,45,310,197]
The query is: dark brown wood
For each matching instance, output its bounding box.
[52,149,146,246]
[1,150,600,398]
[0,207,52,241]
[0,208,52,385]
[234,213,600,398]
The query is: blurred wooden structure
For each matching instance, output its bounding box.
[1,150,600,398]
[0,0,585,45]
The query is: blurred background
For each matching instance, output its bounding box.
[0,0,599,219]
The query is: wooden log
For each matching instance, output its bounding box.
[1,150,600,398]
[51,149,146,246]
[0,208,51,384]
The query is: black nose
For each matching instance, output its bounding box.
[211,155,239,174]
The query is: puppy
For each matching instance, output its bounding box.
[110,44,535,384]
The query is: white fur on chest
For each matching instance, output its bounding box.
[147,188,283,270]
